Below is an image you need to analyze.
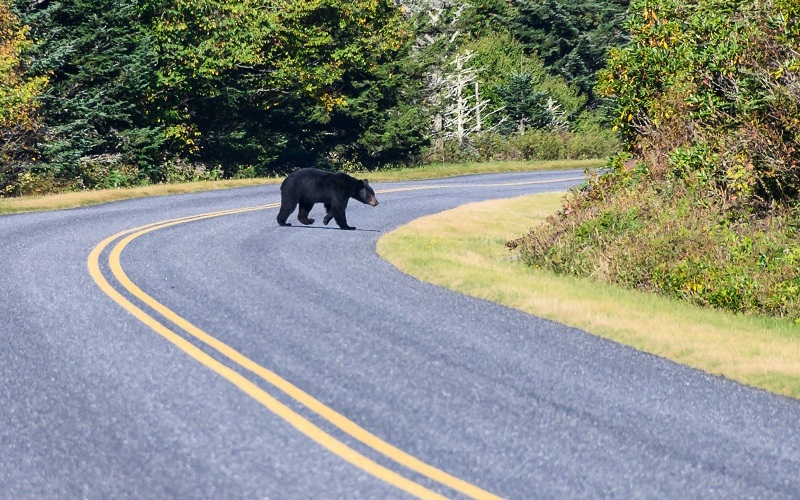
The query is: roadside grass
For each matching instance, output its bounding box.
[0,159,601,215]
[0,178,282,215]
[365,159,600,182]
[376,192,800,400]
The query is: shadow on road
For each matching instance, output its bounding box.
[280,224,381,233]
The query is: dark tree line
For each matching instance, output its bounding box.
[1,0,629,196]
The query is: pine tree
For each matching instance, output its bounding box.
[509,0,630,102]
[14,0,161,184]
[496,72,549,134]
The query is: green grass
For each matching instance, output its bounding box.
[377,193,800,400]
[0,159,601,215]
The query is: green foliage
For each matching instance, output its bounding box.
[0,0,623,196]
[514,0,800,321]
[509,0,630,100]
[423,27,587,143]
[1,0,429,194]
[0,0,44,131]
[512,179,800,320]
[0,0,46,194]
[143,0,422,172]
[426,128,618,163]
[163,159,223,183]
[78,155,144,190]
[597,0,800,206]
[495,72,552,132]
[413,3,607,158]
[15,0,161,183]
[460,0,515,40]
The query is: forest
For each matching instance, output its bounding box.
[5,0,799,321]
[0,0,625,196]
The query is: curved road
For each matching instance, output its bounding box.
[1,169,799,498]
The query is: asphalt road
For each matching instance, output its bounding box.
[1,169,799,498]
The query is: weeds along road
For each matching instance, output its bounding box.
[1,169,799,498]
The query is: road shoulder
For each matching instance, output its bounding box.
[377,193,800,400]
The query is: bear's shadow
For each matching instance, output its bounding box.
[288,224,381,233]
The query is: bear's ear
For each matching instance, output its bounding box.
[362,179,370,188]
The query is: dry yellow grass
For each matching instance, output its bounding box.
[377,193,800,399]
[0,159,601,215]
[0,178,281,215]
[365,159,601,182]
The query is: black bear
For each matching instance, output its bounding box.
[276,168,379,230]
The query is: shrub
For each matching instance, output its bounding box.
[565,128,619,160]
[596,0,800,208]
[78,154,144,189]
[232,165,258,179]
[0,0,47,196]
[7,170,79,196]
[164,159,223,183]
[511,171,800,320]
[470,132,523,161]
[512,0,800,321]
[511,130,565,160]
[424,128,618,163]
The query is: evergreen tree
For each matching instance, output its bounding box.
[509,0,630,102]
[496,72,549,133]
[326,55,429,169]
[465,32,584,132]
[14,0,161,185]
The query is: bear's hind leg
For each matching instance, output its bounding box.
[297,202,315,225]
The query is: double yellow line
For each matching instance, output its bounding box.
[87,201,502,499]
[86,176,582,498]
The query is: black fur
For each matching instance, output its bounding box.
[276,168,378,230]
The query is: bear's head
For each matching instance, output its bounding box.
[358,179,379,206]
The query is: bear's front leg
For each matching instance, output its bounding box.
[331,206,355,230]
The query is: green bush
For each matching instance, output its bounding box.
[164,159,223,183]
[7,170,79,196]
[425,128,618,164]
[232,165,258,179]
[565,128,619,160]
[511,179,800,320]
[511,130,565,160]
[597,0,800,207]
[78,154,144,189]
[512,0,800,321]
[469,132,523,161]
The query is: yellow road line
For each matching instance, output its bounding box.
[86,176,580,498]
[105,209,502,499]
[88,224,448,500]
